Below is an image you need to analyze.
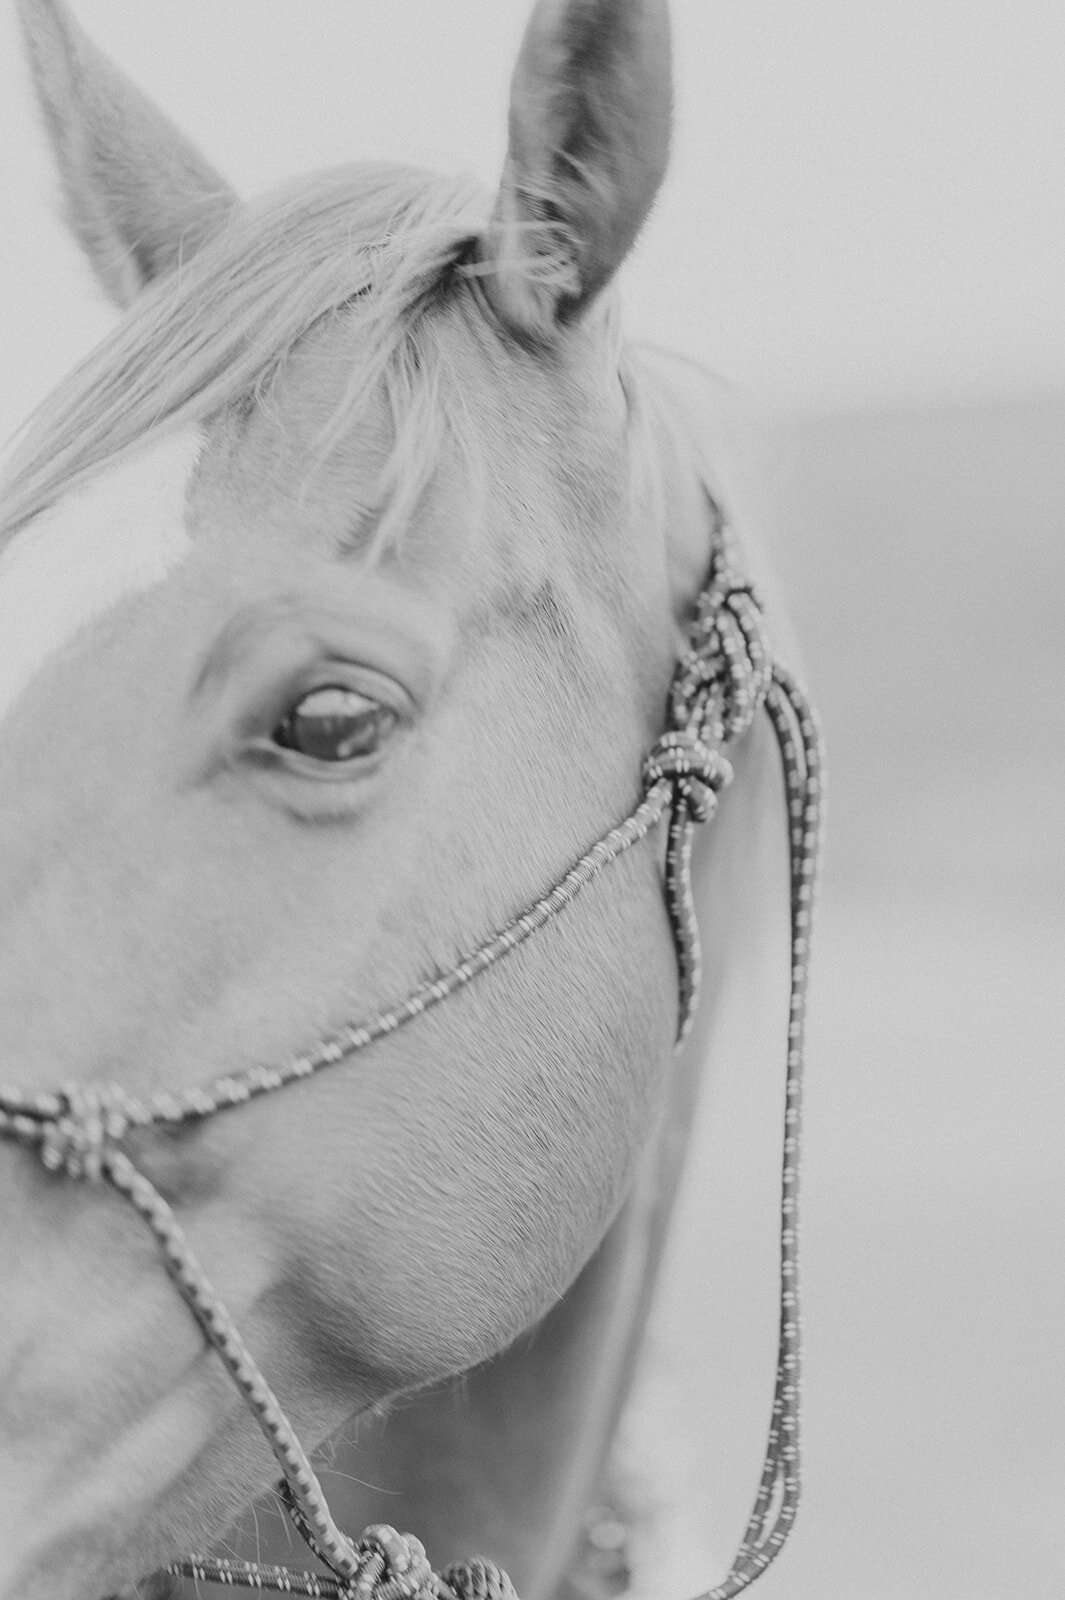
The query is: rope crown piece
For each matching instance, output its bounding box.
[0,500,823,1600]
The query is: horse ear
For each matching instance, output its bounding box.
[478,0,671,343]
[18,0,238,309]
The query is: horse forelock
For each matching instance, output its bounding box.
[0,154,668,664]
[0,163,493,550]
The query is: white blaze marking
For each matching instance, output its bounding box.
[0,429,201,722]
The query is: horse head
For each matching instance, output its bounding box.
[0,3,741,1596]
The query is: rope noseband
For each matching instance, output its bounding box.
[0,500,823,1600]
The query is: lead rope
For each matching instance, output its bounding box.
[0,503,822,1600]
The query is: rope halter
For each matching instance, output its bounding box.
[0,495,823,1600]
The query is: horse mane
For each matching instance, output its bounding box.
[0,163,497,546]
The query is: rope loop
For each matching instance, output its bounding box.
[437,1560,520,1600]
[38,1081,138,1181]
[343,1526,436,1600]
[643,728,734,824]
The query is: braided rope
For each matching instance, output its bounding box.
[695,669,823,1599]
[0,504,823,1600]
[0,801,671,1163]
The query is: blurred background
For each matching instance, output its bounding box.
[1,3,1061,1596]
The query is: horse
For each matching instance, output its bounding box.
[0,4,821,1600]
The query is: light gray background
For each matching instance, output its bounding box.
[1,5,1062,1598]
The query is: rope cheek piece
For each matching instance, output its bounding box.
[0,500,824,1600]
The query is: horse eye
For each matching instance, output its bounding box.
[272,686,397,763]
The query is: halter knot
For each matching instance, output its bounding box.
[39,1082,137,1182]
[643,729,734,823]
[342,1526,436,1600]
